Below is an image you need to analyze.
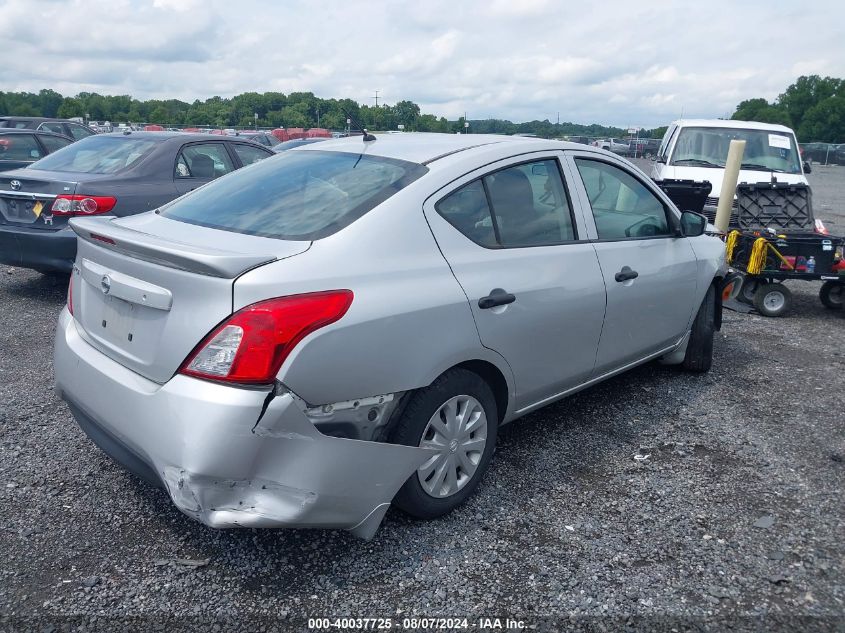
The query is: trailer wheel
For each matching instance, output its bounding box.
[819,281,844,310]
[753,283,792,317]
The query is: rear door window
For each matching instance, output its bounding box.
[0,134,43,161]
[67,123,96,140]
[39,134,72,153]
[435,159,577,248]
[38,122,65,135]
[162,150,427,240]
[231,142,272,166]
[175,143,234,179]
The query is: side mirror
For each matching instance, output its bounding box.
[803,160,812,174]
[531,164,548,176]
[679,210,707,237]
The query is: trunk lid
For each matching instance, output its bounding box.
[69,213,311,383]
[0,169,80,229]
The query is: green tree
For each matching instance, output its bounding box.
[57,98,84,119]
[798,95,845,142]
[778,75,842,132]
[732,98,792,126]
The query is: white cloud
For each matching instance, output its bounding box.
[1,0,843,128]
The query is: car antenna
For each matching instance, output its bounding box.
[344,111,376,142]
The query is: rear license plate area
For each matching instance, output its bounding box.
[98,295,137,344]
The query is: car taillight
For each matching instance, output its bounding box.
[67,274,74,316]
[51,195,117,216]
[179,290,353,385]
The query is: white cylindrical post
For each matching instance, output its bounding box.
[714,139,746,233]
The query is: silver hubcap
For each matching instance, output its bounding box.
[763,290,785,312]
[417,395,488,498]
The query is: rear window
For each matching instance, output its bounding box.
[28,135,158,174]
[161,150,428,240]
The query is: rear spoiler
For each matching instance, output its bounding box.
[70,217,277,278]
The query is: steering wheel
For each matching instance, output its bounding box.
[625,217,661,238]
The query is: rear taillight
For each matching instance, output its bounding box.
[67,274,74,316]
[51,195,116,217]
[179,290,353,385]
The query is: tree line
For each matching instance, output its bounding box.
[732,75,843,142]
[0,88,640,138]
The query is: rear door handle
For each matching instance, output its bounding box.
[478,288,516,309]
[614,266,639,282]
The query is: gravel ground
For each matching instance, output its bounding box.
[1,168,843,631]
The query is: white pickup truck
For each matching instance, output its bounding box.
[592,138,629,154]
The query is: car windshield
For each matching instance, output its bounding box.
[28,136,158,174]
[670,126,801,174]
[161,150,428,240]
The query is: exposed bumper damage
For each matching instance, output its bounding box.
[54,308,433,539]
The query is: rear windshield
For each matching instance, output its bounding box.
[28,135,158,174]
[161,150,428,240]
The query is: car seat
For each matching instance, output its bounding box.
[487,169,539,243]
[190,153,215,178]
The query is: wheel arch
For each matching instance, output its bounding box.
[453,359,510,425]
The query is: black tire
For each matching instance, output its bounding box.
[682,284,715,373]
[737,277,759,305]
[389,368,498,519]
[819,281,844,310]
[753,282,792,317]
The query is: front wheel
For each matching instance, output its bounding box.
[754,282,792,317]
[819,281,844,310]
[390,368,497,519]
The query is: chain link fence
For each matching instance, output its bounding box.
[799,142,845,165]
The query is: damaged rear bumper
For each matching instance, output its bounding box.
[53,308,431,539]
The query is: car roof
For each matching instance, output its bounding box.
[0,116,73,123]
[0,128,72,138]
[96,131,261,143]
[295,132,588,165]
[671,118,796,134]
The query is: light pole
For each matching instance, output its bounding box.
[254,112,258,130]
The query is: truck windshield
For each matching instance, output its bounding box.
[161,150,428,240]
[670,127,802,174]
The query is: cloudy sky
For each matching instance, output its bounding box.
[1,0,843,127]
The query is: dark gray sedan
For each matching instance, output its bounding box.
[0,129,73,172]
[0,132,274,273]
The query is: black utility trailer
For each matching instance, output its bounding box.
[725,181,844,317]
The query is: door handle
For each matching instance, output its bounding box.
[614,266,639,282]
[478,288,516,309]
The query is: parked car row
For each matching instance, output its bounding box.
[0,128,73,171]
[0,131,275,272]
[0,116,97,141]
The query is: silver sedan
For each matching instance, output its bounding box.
[54,133,726,538]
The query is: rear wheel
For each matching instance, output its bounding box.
[682,284,715,373]
[753,282,792,317]
[390,368,497,519]
[819,281,844,310]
